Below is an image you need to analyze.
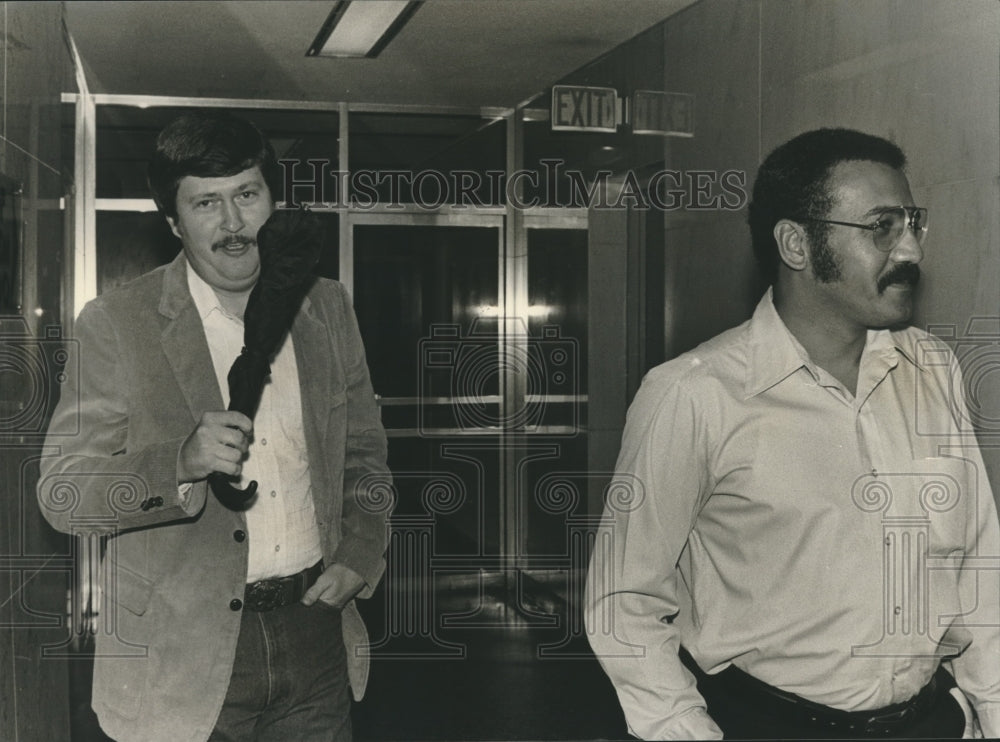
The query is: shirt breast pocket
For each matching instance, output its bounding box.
[879,457,979,556]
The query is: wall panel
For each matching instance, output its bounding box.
[660,0,765,358]
[758,0,1000,492]
[656,0,1000,493]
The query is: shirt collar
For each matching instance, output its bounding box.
[185,259,237,322]
[879,329,922,370]
[744,287,923,397]
[744,287,810,397]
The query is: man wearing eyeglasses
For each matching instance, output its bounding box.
[585,128,1000,739]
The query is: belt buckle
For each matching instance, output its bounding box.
[864,707,912,736]
[246,579,283,611]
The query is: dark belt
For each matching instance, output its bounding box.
[244,560,323,612]
[708,663,953,737]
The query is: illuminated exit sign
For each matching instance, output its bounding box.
[551,85,621,133]
[632,90,695,137]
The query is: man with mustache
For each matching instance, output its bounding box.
[37,111,390,742]
[586,128,1000,739]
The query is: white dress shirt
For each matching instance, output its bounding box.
[585,288,1000,739]
[187,261,323,582]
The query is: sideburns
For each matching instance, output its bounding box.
[809,238,842,283]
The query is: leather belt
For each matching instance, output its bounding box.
[244,561,323,612]
[710,664,953,737]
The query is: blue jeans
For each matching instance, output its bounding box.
[209,600,351,742]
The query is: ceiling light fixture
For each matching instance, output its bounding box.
[306,0,421,59]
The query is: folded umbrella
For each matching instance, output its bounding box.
[209,205,322,510]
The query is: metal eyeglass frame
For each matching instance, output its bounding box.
[795,206,929,252]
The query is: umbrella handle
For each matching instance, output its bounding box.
[208,473,259,510]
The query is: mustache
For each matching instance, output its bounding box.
[877,262,921,294]
[211,235,256,252]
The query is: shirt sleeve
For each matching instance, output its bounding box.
[584,367,721,740]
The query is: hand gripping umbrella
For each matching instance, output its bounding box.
[209,206,322,510]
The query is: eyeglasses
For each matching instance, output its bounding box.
[796,206,929,252]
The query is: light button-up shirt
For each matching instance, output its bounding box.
[187,262,323,582]
[586,288,1000,739]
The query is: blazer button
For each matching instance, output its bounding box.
[230,599,243,611]
[233,530,246,543]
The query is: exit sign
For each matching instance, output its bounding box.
[551,85,621,133]
[632,90,695,137]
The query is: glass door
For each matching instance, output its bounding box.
[351,214,590,655]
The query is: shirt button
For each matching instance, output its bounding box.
[275,545,281,552]
[230,599,243,611]
[270,490,277,498]
[233,530,246,543]
[261,437,267,446]
[894,606,902,615]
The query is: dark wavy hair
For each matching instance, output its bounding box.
[148,110,281,220]
[747,128,906,282]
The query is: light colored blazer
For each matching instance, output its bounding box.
[37,253,391,742]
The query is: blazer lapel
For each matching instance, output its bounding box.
[159,254,225,421]
[291,293,333,506]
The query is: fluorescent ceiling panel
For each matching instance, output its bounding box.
[310,1,415,58]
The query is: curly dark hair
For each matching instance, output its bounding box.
[747,128,906,282]
[148,110,281,220]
